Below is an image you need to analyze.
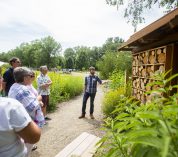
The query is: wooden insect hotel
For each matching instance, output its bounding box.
[119,8,178,102]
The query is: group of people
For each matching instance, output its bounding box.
[0,57,102,157]
[0,57,52,157]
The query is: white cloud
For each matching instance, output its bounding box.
[0,0,165,52]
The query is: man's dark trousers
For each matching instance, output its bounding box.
[82,92,96,114]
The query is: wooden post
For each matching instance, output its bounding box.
[125,70,127,94]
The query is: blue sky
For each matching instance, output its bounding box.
[0,0,165,53]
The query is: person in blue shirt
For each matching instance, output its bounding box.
[79,66,102,119]
[2,57,21,96]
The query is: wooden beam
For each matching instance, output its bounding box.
[133,31,178,53]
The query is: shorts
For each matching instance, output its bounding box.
[41,95,49,107]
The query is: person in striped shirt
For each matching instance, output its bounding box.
[79,66,102,119]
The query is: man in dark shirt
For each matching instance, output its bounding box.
[79,66,102,119]
[2,57,21,96]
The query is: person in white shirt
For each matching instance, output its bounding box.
[0,97,41,157]
[37,66,52,121]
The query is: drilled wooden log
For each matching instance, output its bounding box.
[141,80,145,90]
[132,60,136,66]
[158,53,166,63]
[151,50,155,55]
[143,56,148,64]
[163,48,166,53]
[137,93,141,99]
[149,55,155,64]
[141,68,146,77]
[146,95,151,101]
[146,81,151,91]
[157,49,162,54]
[141,94,145,102]
[144,79,147,84]
[159,65,164,72]
[147,66,154,76]
[153,85,159,90]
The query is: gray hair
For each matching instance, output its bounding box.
[39,65,48,72]
[13,67,32,83]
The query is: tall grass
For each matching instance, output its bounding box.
[34,72,84,112]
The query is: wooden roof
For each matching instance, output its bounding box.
[119,8,178,53]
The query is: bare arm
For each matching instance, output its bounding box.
[17,121,41,144]
[2,81,6,92]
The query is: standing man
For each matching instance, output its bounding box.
[2,57,21,96]
[79,66,102,119]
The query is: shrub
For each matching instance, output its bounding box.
[109,71,125,90]
[97,72,178,157]
[102,71,132,117]
[102,87,125,117]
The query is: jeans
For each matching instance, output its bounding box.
[82,92,96,114]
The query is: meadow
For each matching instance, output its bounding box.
[33,71,84,111]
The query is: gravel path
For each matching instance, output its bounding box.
[31,86,104,157]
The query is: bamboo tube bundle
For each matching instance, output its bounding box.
[157,53,166,63]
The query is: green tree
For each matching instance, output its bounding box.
[102,37,124,53]
[75,46,90,70]
[64,48,76,69]
[97,51,132,79]
[106,0,178,31]
[40,36,62,68]
[0,36,62,69]
[65,57,74,69]
[64,48,76,59]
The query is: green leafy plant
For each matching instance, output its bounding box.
[97,72,178,157]
[102,70,132,117]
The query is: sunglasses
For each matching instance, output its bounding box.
[26,74,35,78]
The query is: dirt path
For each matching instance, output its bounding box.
[31,86,104,157]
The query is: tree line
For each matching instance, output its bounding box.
[0,36,131,79]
